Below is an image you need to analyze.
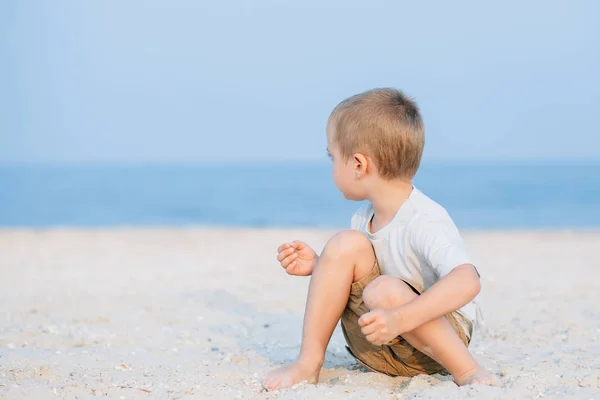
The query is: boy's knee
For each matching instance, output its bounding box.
[363,276,417,310]
[323,230,373,259]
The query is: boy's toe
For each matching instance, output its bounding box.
[262,374,280,391]
[457,371,500,387]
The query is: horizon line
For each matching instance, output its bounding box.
[0,158,599,168]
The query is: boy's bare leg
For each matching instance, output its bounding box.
[262,231,376,390]
[362,276,499,386]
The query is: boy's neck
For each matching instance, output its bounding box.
[368,179,414,229]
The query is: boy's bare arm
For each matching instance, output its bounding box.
[394,264,480,332]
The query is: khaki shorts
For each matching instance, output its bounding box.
[341,262,472,377]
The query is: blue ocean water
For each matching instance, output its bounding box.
[1,163,599,229]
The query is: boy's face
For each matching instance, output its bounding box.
[327,129,367,201]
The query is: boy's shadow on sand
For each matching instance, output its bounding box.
[183,288,364,371]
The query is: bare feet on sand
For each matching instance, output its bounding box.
[262,360,322,391]
[456,370,500,386]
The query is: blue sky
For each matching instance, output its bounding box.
[1,1,599,164]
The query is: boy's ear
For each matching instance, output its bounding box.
[353,153,368,176]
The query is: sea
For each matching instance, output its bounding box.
[1,163,599,229]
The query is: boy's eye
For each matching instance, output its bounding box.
[326,150,332,160]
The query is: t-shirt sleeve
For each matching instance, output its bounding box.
[411,216,472,277]
[350,213,358,230]
[350,205,367,231]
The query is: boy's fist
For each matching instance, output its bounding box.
[359,308,411,346]
[276,241,317,276]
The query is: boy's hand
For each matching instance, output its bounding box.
[358,308,410,345]
[276,241,317,276]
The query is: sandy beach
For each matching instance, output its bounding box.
[0,228,598,399]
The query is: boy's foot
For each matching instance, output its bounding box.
[262,360,322,391]
[456,370,500,386]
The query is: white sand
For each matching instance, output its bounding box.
[0,228,599,399]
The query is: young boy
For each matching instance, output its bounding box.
[262,88,498,390]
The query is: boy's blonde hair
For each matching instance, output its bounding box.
[328,88,425,179]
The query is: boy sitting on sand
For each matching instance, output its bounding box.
[263,88,498,390]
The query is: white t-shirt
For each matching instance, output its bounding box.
[351,187,479,333]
